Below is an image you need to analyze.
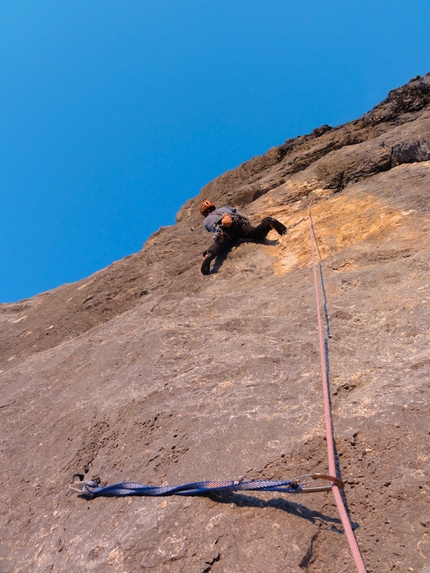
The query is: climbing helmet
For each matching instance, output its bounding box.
[200,199,216,216]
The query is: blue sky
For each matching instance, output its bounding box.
[1,0,429,303]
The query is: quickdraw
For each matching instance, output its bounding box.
[70,472,343,498]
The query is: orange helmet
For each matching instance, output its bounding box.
[200,199,216,216]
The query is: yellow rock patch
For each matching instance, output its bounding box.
[266,193,409,275]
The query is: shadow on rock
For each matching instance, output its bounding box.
[206,492,354,530]
[211,238,280,274]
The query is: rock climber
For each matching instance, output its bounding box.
[199,199,287,275]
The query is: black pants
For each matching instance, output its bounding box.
[206,218,273,258]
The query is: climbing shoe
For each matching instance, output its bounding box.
[267,217,287,236]
[201,253,214,275]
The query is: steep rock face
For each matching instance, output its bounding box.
[1,74,429,573]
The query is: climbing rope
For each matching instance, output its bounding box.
[307,201,367,573]
[70,473,344,498]
[69,202,367,572]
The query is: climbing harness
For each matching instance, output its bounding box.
[70,473,343,498]
[212,213,249,241]
[308,201,367,573]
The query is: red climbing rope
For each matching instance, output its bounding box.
[307,201,367,573]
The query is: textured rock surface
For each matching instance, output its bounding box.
[1,73,430,573]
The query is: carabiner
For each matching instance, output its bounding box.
[291,473,344,493]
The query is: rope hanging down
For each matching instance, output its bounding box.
[68,203,366,572]
[307,201,367,573]
[70,473,344,498]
